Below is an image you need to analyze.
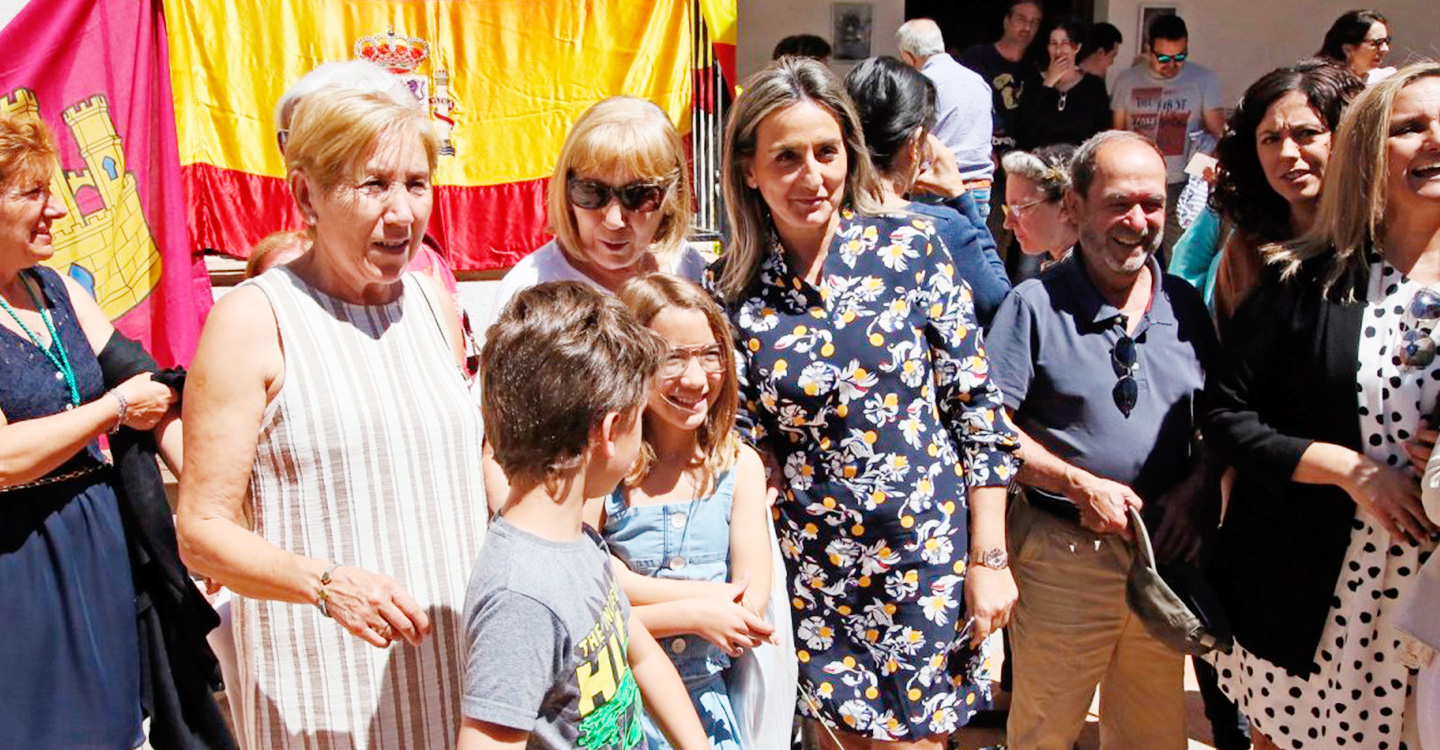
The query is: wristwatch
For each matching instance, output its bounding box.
[973,548,1009,570]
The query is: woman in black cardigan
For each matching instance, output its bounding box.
[1203,62,1440,750]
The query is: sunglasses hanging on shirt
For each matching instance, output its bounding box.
[1399,288,1440,369]
[1112,330,1139,417]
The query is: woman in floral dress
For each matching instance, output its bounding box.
[709,57,1021,749]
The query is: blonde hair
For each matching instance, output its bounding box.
[0,111,57,193]
[245,229,311,278]
[547,96,694,264]
[284,87,439,195]
[617,274,741,488]
[1268,61,1440,301]
[715,57,882,302]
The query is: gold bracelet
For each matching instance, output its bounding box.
[316,562,341,618]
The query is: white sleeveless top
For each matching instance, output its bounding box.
[233,267,487,750]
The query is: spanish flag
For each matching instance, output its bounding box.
[166,0,697,272]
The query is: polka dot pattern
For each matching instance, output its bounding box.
[1209,260,1436,749]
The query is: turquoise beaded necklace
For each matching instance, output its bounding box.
[0,271,81,407]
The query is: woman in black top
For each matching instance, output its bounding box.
[1203,62,1440,750]
[1014,19,1111,150]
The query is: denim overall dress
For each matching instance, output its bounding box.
[603,469,746,750]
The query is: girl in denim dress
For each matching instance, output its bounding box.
[587,274,775,750]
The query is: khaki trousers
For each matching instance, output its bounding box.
[1005,498,1186,750]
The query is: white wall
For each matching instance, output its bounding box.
[1097,0,1440,105]
[737,0,906,83]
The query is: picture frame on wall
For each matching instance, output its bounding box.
[1138,4,1180,52]
[833,3,872,61]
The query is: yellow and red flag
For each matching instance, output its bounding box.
[166,0,696,272]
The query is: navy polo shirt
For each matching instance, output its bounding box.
[986,251,1218,525]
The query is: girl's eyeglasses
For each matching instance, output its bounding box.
[660,345,725,378]
[1363,36,1392,49]
[567,176,668,213]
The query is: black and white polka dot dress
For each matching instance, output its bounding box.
[1212,259,1437,749]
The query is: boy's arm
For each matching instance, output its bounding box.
[627,614,711,750]
[456,719,528,750]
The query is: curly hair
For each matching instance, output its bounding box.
[1210,61,1363,243]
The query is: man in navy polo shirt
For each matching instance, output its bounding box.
[986,130,1217,750]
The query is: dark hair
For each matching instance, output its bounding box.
[843,56,935,177]
[1317,9,1388,62]
[1149,14,1188,44]
[773,34,832,61]
[481,281,663,487]
[1079,22,1122,63]
[1005,0,1042,18]
[1211,61,1364,242]
[1050,18,1091,52]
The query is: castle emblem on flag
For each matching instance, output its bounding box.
[355,29,459,157]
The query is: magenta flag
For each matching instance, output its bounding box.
[0,0,209,367]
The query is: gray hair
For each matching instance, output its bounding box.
[1001,145,1074,202]
[896,19,946,58]
[1069,130,1164,197]
[274,60,417,141]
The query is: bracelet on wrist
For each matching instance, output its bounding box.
[316,562,341,618]
[107,389,128,435]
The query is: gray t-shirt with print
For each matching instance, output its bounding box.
[1111,62,1223,183]
[462,517,643,750]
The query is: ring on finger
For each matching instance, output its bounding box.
[378,623,393,640]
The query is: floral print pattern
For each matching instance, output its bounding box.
[711,209,1020,740]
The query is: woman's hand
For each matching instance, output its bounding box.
[323,565,432,649]
[1403,419,1438,476]
[688,577,775,656]
[1341,455,1439,544]
[1042,55,1074,88]
[913,134,966,200]
[964,564,1017,648]
[113,372,175,430]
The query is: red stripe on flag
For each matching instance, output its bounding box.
[183,163,551,272]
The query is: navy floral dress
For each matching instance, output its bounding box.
[710,209,1020,740]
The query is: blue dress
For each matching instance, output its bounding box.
[711,209,1020,740]
[0,266,143,749]
[604,469,744,750]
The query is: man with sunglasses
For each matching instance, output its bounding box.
[985,131,1219,750]
[1110,14,1223,259]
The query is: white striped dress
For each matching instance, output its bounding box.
[233,267,487,750]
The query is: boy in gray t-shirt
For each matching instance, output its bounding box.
[459,282,708,750]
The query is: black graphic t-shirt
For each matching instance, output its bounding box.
[957,43,1039,149]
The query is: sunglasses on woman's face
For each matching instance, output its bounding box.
[566,177,667,213]
[1153,51,1188,64]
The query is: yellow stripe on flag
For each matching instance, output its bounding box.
[164,0,693,187]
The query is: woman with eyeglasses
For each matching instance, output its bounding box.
[486,96,705,328]
[1318,9,1395,84]
[481,96,706,507]
[1171,61,1364,330]
[710,56,1020,749]
[999,144,1077,265]
[1014,19,1111,150]
[842,56,1010,327]
[1202,63,1440,750]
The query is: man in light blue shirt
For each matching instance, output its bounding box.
[898,18,995,217]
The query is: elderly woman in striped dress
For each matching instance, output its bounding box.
[176,87,486,750]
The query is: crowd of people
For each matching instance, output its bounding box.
[2,4,1439,750]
